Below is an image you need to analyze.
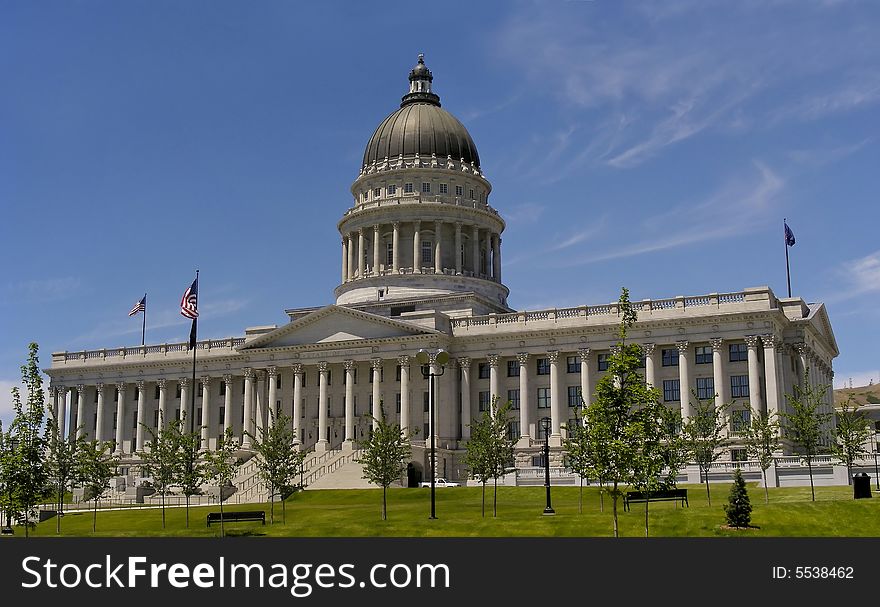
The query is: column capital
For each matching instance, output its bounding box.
[744,335,762,349]
[358,226,364,235]
[487,353,500,368]
[517,352,530,365]
[116,381,126,392]
[266,366,278,378]
[640,343,653,356]
[392,220,400,229]
[455,221,462,231]
[318,361,329,373]
[775,342,787,355]
[254,369,266,381]
[291,363,304,375]
[675,340,689,353]
[223,374,233,385]
[708,337,722,351]
[371,358,383,370]
[547,350,559,364]
[135,380,145,391]
[610,345,622,356]
[434,219,442,228]
[96,382,105,394]
[77,383,86,394]
[243,367,255,380]
[343,360,356,372]
[156,378,166,389]
[761,334,780,349]
[201,376,212,388]
[179,377,190,387]
[397,355,411,366]
[413,220,421,229]
[373,223,380,232]
[457,356,471,369]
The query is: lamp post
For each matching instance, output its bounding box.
[540,416,555,515]
[416,347,449,520]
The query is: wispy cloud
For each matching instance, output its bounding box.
[776,74,880,122]
[1,277,82,305]
[504,203,546,224]
[787,138,872,166]
[823,250,880,304]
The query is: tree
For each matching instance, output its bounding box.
[7,343,49,537]
[139,413,183,528]
[681,394,729,506]
[781,369,832,502]
[247,412,304,524]
[464,406,493,517]
[44,407,83,534]
[359,402,414,520]
[723,468,752,529]
[0,421,16,532]
[174,413,207,528]
[562,403,590,514]
[743,407,780,504]
[464,397,516,517]
[831,398,871,487]
[203,427,243,537]
[76,440,119,532]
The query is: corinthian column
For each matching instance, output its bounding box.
[341,238,348,283]
[643,344,656,389]
[745,335,764,413]
[458,357,471,439]
[267,366,278,427]
[343,360,355,450]
[114,382,126,454]
[710,338,727,406]
[677,341,691,419]
[762,335,781,418]
[434,220,443,273]
[579,347,593,405]
[200,376,211,449]
[455,222,462,274]
[548,350,562,445]
[135,380,146,452]
[179,377,191,426]
[76,384,86,440]
[95,383,106,443]
[157,379,167,429]
[373,224,381,275]
[392,221,400,273]
[242,368,254,448]
[413,221,421,273]
[223,375,233,436]
[358,228,365,278]
[317,362,329,451]
[291,364,303,447]
[517,352,530,445]
[488,353,501,407]
[371,358,382,431]
[399,355,411,435]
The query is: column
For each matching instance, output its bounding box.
[458,357,471,439]
[399,355,411,435]
[343,360,355,449]
[358,228,365,278]
[429,353,442,443]
[548,350,562,445]
[517,353,530,445]
[455,222,462,274]
[341,238,348,282]
[267,366,278,427]
[200,376,211,449]
[579,348,592,406]
[373,224,381,274]
[179,377,191,425]
[774,344,786,417]
[762,335,781,418]
[347,233,355,280]
[242,368,254,448]
[135,381,146,452]
[95,383,106,443]
[488,353,501,407]
[291,364,303,447]
[412,221,421,273]
[677,341,692,419]
[114,382,126,454]
[223,375,233,436]
[392,222,400,273]
[317,362,329,451]
[157,379,167,428]
[745,335,764,413]
[709,338,727,406]
[434,220,442,273]
[255,370,266,435]
[371,358,382,431]
[56,386,67,438]
[471,224,480,274]
[76,384,87,440]
[492,233,501,282]
[484,230,492,277]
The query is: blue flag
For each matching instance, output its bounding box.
[784,222,796,247]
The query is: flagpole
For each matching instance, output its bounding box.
[190,271,199,436]
[784,218,792,298]
[141,293,147,347]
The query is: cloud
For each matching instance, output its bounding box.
[824,250,880,304]
[0,380,20,425]
[504,203,546,224]
[1,277,82,305]
[777,75,880,122]
[787,138,872,166]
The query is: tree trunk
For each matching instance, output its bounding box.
[93,499,98,533]
[579,476,583,515]
[382,486,387,521]
[56,486,62,535]
[847,463,853,486]
[762,468,769,504]
[599,484,604,513]
[270,489,275,524]
[161,492,166,529]
[481,482,486,517]
[282,492,286,525]
[704,473,711,507]
[644,498,649,538]
[219,492,225,538]
[186,494,190,528]
[611,481,619,538]
[493,477,497,517]
[807,457,815,502]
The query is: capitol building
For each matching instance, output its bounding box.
[46,56,839,490]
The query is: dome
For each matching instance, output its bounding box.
[362,55,481,169]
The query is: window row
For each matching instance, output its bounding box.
[661,375,750,402]
[360,183,477,201]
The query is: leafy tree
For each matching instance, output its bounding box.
[248,412,304,524]
[781,369,832,502]
[681,394,729,506]
[139,413,183,528]
[44,407,83,534]
[831,398,871,487]
[464,397,515,517]
[7,343,50,537]
[724,468,752,528]
[174,413,207,528]
[743,407,780,504]
[563,403,591,514]
[464,405,494,517]
[203,427,243,537]
[76,439,119,532]
[0,421,16,532]
[359,402,414,520]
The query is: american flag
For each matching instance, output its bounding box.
[128,294,146,317]
[180,277,198,319]
[784,222,796,247]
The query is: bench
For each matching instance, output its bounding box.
[206,510,265,527]
[623,489,688,512]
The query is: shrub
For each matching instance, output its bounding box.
[724,468,752,528]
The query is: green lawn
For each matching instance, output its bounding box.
[25,482,880,538]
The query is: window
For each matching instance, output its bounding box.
[386,242,393,266]
[439,183,448,194]
[176,384,182,399]
[421,182,431,193]
[597,354,609,372]
[662,348,679,367]
[537,387,551,408]
[507,360,519,377]
[567,356,581,373]
[536,358,550,375]
[219,381,226,397]
[568,386,581,407]
[696,377,715,400]
[695,346,713,365]
[276,375,282,390]
[729,343,748,362]
[154,385,160,400]
[153,410,159,428]
[423,392,430,412]
[373,187,381,198]
[404,182,414,193]
[197,382,203,397]
[369,367,384,383]
[218,407,225,426]
[478,391,491,412]
[388,184,397,195]
[421,240,432,264]
[663,379,680,402]
[507,421,521,441]
[730,375,749,398]
[730,409,751,435]
[455,185,463,196]
[343,368,358,385]
[301,399,306,417]
[731,448,748,462]
[469,189,475,199]
[478,363,490,379]
[423,423,430,437]
[197,407,203,426]
[396,393,401,413]
[508,389,520,410]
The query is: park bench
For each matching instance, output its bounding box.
[623,488,688,512]
[206,510,265,527]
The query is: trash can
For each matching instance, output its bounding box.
[853,472,872,499]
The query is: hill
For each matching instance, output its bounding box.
[834,383,880,407]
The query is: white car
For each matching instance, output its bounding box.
[419,478,460,488]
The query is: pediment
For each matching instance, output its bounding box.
[238,305,439,350]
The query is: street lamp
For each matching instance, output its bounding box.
[540,416,555,515]
[416,347,449,520]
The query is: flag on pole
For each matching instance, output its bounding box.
[180,277,199,319]
[128,294,146,316]
[784,222,796,247]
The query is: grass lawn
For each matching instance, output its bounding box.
[26,482,880,538]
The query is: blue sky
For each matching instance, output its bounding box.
[2,0,879,424]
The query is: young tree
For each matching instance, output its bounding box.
[76,440,119,532]
[139,414,183,528]
[781,369,832,502]
[486,399,515,517]
[44,408,83,534]
[464,408,493,517]
[0,421,17,532]
[7,342,50,537]
[724,468,752,529]
[831,398,871,487]
[203,427,243,537]
[681,394,729,506]
[248,412,304,524]
[743,407,780,504]
[174,414,207,528]
[359,402,414,520]
[563,404,590,514]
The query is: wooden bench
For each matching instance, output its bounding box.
[206,510,265,527]
[623,489,688,512]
